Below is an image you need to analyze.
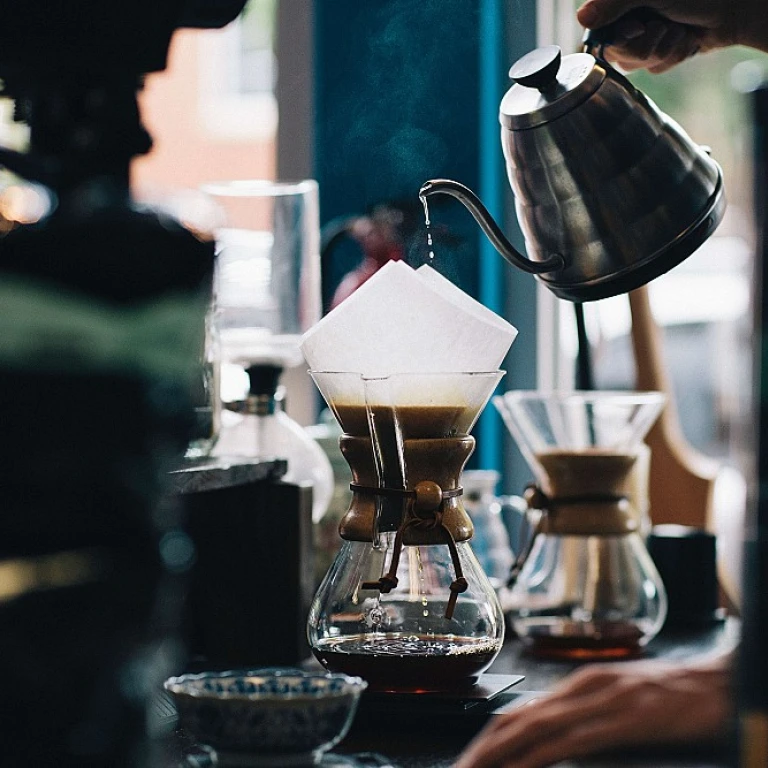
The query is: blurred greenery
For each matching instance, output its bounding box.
[629,46,768,218]
[564,0,768,216]
[629,45,768,143]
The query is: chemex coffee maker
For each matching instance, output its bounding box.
[494,390,668,658]
[307,370,507,692]
[420,13,726,302]
[301,261,518,697]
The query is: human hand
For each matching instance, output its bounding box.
[577,0,768,73]
[455,657,732,768]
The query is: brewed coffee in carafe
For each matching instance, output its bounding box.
[494,391,668,659]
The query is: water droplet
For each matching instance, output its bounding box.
[421,194,435,260]
[366,605,385,627]
[420,194,430,227]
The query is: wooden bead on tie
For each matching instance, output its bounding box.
[524,484,547,511]
[414,481,443,511]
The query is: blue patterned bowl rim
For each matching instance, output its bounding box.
[163,669,367,702]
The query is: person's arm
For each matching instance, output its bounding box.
[577,0,768,73]
[455,652,733,768]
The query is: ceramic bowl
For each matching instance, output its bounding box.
[164,669,367,767]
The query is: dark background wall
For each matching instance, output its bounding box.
[314,0,481,296]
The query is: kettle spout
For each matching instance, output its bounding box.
[419,179,565,275]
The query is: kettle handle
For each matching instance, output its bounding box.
[582,7,671,58]
[419,179,565,275]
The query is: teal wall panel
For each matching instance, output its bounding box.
[314,0,538,488]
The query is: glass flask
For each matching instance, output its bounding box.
[214,362,334,522]
[307,371,506,692]
[494,390,668,659]
[201,179,321,369]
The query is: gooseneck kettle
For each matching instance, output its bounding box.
[420,17,726,302]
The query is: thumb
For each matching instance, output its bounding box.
[577,0,649,29]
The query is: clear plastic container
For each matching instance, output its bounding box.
[461,469,514,588]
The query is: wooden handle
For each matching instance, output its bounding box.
[628,285,719,530]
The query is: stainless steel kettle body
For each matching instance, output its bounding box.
[421,45,725,302]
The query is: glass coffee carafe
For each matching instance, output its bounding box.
[494,390,668,659]
[307,371,506,692]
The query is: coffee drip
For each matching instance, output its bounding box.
[306,372,506,693]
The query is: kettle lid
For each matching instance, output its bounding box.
[500,45,605,130]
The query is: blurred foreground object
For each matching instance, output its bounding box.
[0,2,246,765]
[740,80,768,768]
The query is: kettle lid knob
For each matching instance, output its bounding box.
[509,45,561,91]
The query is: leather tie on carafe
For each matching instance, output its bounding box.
[342,434,475,620]
[508,452,639,587]
[358,480,468,620]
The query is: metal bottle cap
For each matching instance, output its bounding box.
[500,46,605,130]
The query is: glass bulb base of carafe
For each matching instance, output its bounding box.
[307,539,506,693]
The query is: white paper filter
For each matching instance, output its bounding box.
[300,261,517,376]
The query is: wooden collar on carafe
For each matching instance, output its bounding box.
[526,451,639,536]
